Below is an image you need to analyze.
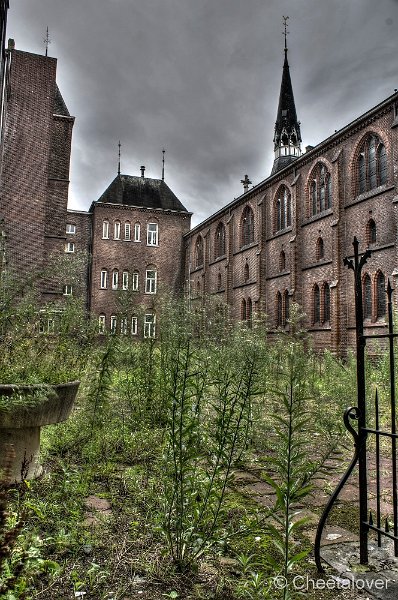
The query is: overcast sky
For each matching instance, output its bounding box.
[7,0,398,226]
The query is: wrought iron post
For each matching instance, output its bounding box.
[343,237,370,564]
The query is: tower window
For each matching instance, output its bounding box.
[125,222,131,241]
[114,221,121,240]
[145,269,157,294]
[134,223,141,242]
[102,220,109,239]
[279,250,286,272]
[132,271,139,291]
[100,269,108,289]
[316,237,324,261]
[122,271,129,290]
[112,269,119,290]
[367,219,376,245]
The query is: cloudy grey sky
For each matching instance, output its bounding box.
[7,0,398,226]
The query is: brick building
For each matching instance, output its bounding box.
[1,39,397,351]
[185,44,398,355]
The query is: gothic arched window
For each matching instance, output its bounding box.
[241,206,254,247]
[363,273,372,319]
[309,163,332,216]
[195,235,203,268]
[376,271,386,319]
[356,135,387,194]
[274,186,292,232]
[244,262,250,282]
[215,222,226,258]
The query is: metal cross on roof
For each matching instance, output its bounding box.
[44,26,51,57]
[241,174,252,193]
[282,16,289,51]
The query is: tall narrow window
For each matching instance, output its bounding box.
[131,316,138,335]
[313,285,320,324]
[368,136,377,190]
[378,144,387,185]
[121,317,128,335]
[277,292,282,327]
[147,223,158,246]
[367,219,376,245]
[376,271,386,319]
[122,271,129,290]
[102,220,109,239]
[247,298,253,327]
[323,283,330,323]
[215,222,226,258]
[110,315,117,334]
[359,154,366,194]
[132,271,139,291]
[144,314,156,338]
[284,290,290,324]
[241,206,254,247]
[63,285,73,296]
[217,272,222,290]
[363,273,372,319]
[114,221,121,240]
[316,237,324,261]
[98,314,106,334]
[241,299,247,321]
[112,269,119,290]
[279,250,286,272]
[100,269,108,289]
[311,181,317,215]
[195,236,203,268]
[134,223,141,242]
[145,269,157,294]
[244,262,250,282]
[125,222,131,240]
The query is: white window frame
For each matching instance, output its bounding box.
[121,316,128,335]
[100,269,108,289]
[147,223,158,246]
[114,221,121,240]
[63,284,73,296]
[102,220,109,239]
[144,314,156,338]
[124,222,131,241]
[110,315,117,334]
[65,242,75,253]
[134,223,141,242]
[66,224,76,235]
[122,271,129,290]
[131,316,138,335]
[112,270,119,290]
[145,269,157,294]
[98,314,106,334]
[132,271,139,291]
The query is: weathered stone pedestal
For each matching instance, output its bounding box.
[0,381,79,481]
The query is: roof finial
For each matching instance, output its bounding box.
[162,148,166,181]
[117,140,121,176]
[282,16,289,55]
[240,174,252,193]
[44,26,51,57]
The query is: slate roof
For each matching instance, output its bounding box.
[53,85,70,116]
[96,175,189,213]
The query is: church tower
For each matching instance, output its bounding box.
[271,17,302,175]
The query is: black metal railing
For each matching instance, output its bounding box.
[315,237,398,571]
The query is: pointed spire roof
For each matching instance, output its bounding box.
[271,18,302,174]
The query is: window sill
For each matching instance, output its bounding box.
[233,242,258,256]
[346,184,394,208]
[267,227,292,241]
[209,255,227,266]
[301,209,333,227]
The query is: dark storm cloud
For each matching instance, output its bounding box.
[7,0,398,225]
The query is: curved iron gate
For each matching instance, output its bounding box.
[315,236,398,571]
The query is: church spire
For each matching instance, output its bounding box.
[271,17,302,175]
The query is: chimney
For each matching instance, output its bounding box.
[8,39,15,51]
[305,145,314,153]
[140,165,145,178]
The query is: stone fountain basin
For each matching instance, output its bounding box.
[0,380,80,481]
